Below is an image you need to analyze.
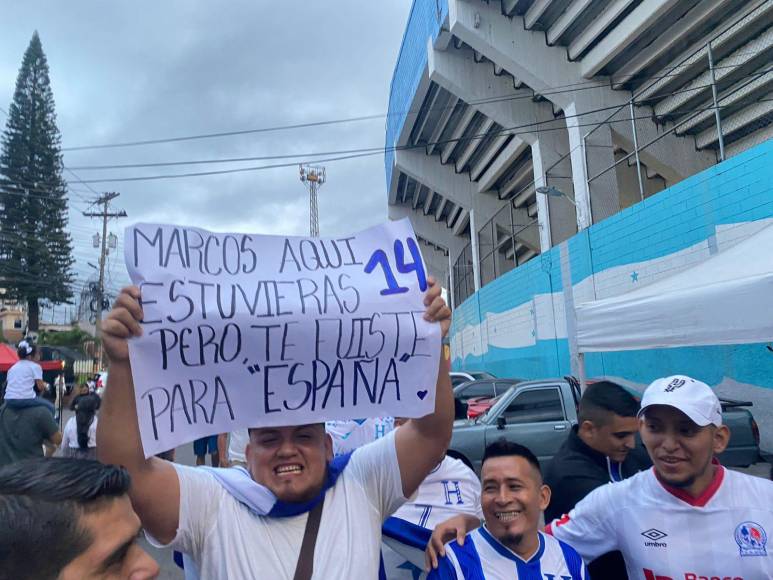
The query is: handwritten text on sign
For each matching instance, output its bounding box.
[125,219,440,456]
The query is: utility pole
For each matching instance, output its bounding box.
[83,192,127,369]
[299,165,326,237]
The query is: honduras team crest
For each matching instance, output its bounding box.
[734,522,767,557]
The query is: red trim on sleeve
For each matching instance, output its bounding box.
[654,460,725,507]
[544,513,571,536]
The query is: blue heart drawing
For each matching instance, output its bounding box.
[416,390,428,400]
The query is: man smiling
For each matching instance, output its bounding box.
[428,440,587,579]
[98,278,454,578]
[547,375,773,578]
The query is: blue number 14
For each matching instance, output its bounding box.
[364,238,428,296]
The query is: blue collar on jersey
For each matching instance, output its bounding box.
[478,526,546,564]
[202,451,353,518]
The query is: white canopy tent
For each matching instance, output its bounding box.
[574,223,773,382]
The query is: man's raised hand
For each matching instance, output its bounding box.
[102,286,144,363]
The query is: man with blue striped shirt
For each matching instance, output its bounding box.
[428,441,587,579]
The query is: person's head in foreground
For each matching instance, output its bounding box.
[246,423,334,503]
[480,439,550,558]
[577,380,640,462]
[0,458,159,580]
[639,375,730,495]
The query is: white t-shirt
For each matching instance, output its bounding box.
[326,417,395,456]
[62,416,98,448]
[384,456,483,579]
[5,359,42,399]
[548,465,773,578]
[227,429,249,464]
[151,431,406,579]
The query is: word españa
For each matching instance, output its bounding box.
[140,357,404,440]
[259,356,402,415]
[133,226,362,275]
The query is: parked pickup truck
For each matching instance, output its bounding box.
[447,378,762,473]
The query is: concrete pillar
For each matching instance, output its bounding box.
[469,208,481,292]
[531,142,552,251]
[448,252,455,310]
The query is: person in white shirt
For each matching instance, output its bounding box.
[217,429,249,468]
[546,375,773,578]
[326,417,395,456]
[383,452,482,579]
[97,280,454,579]
[62,394,99,460]
[427,375,773,578]
[4,340,47,401]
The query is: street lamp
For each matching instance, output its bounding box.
[536,185,577,207]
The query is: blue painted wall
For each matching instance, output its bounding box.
[451,139,773,389]
[385,0,448,189]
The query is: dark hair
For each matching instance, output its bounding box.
[75,395,99,450]
[16,343,36,359]
[482,439,542,478]
[578,381,640,425]
[0,459,131,579]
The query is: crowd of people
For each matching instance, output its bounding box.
[1,280,772,579]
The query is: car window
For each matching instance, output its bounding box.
[502,388,564,424]
[459,381,496,399]
[451,375,471,388]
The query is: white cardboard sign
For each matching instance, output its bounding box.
[124,219,440,456]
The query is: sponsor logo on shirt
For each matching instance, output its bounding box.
[643,569,744,580]
[641,528,668,547]
[734,521,767,557]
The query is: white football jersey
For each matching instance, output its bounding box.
[326,417,394,456]
[547,465,773,579]
[383,456,482,579]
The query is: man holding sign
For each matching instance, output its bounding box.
[98,221,454,578]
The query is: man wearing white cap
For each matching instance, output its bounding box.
[545,375,773,578]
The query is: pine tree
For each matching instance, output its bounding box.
[0,31,74,332]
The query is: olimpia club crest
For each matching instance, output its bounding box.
[734,521,767,557]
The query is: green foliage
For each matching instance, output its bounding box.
[38,327,91,349]
[0,32,75,331]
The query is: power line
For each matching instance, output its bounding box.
[57,58,761,152]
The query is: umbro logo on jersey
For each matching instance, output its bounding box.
[641,528,668,547]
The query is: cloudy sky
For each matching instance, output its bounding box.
[0,1,412,314]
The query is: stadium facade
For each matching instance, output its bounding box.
[384,0,773,438]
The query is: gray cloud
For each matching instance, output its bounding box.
[0,1,411,296]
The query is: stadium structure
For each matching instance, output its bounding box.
[385,0,773,442]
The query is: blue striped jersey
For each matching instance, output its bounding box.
[428,528,588,580]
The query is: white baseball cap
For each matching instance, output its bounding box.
[638,375,722,427]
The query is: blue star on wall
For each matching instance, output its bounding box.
[631,271,639,282]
